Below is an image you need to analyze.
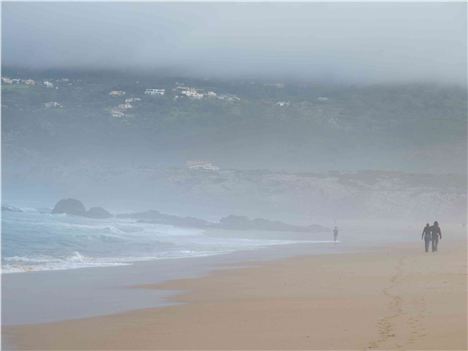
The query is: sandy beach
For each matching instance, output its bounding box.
[4,237,466,350]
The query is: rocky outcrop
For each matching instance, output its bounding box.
[86,207,113,219]
[118,211,327,233]
[52,198,86,216]
[217,215,328,233]
[52,199,112,218]
[118,210,210,228]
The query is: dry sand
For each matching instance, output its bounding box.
[4,241,466,350]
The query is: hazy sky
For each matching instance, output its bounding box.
[2,2,466,84]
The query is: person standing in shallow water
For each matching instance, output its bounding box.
[430,221,442,252]
[421,223,431,252]
[333,226,338,242]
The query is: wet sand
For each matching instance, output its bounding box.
[4,240,466,350]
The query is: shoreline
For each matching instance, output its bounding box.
[4,236,466,350]
[2,238,350,326]
[6,220,421,327]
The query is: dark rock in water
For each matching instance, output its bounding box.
[52,199,112,218]
[52,198,86,216]
[1,204,23,212]
[86,207,113,219]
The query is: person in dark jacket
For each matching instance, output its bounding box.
[333,226,339,242]
[421,223,431,252]
[430,221,442,252]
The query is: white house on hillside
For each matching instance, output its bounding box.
[44,101,63,108]
[43,81,54,88]
[109,90,126,97]
[145,88,165,96]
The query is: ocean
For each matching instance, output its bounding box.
[2,209,328,274]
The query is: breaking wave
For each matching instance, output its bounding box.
[2,210,333,274]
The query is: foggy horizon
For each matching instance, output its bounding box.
[3,2,467,85]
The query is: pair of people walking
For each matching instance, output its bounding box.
[421,221,442,252]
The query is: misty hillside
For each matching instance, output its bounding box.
[2,69,466,174]
[3,162,465,224]
[2,69,466,222]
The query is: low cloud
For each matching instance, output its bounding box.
[2,2,466,84]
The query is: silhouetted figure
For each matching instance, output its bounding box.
[430,221,442,252]
[421,223,431,252]
[333,226,338,242]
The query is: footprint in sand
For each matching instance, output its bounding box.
[367,257,406,350]
[368,256,430,350]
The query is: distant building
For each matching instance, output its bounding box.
[44,101,63,108]
[110,109,125,118]
[144,88,165,96]
[23,79,36,86]
[118,103,132,110]
[186,160,220,171]
[275,101,290,107]
[125,97,142,103]
[180,88,203,99]
[43,81,54,88]
[1,77,14,84]
[109,90,126,96]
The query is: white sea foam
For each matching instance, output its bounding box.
[2,211,335,274]
[1,250,229,273]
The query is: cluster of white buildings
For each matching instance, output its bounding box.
[118,103,133,110]
[110,96,143,118]
[110,109,125,118]
[144,88,165,96]
[109,90,126,97]
[173,85,238,102]
[111,101,133,118]
[2,77,36,86]
[1,77,68,89]
[179,87,204,99]
[108,85,241,103]
[125,97,141,103]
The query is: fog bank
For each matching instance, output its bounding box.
[2,2,466,84]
